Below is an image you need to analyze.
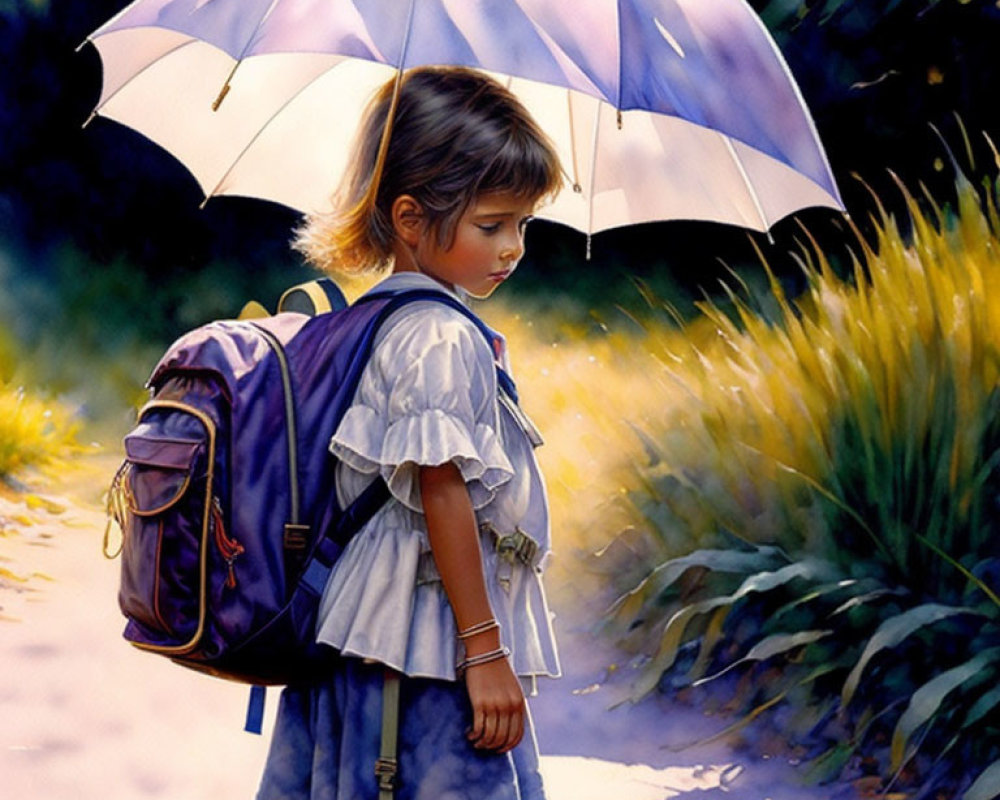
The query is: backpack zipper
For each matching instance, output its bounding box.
[212,496,245,589]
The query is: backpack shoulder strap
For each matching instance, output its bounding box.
[317,287,518,556]
[358,287,519,402]
[318,289,517,564]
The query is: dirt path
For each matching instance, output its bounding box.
[1,453,273,798]
[0,451,811,799]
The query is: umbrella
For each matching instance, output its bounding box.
[83,0,844,239]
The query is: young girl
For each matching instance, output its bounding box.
[256,67,563,800]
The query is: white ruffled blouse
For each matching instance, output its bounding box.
[315,272,561,682]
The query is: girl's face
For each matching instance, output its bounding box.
[414,193,535,299]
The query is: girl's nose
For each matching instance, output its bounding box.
[502,233,525,263]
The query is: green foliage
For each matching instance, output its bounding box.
[603,174,1000,796]
[757,0,943,29]
[1,242,315,423]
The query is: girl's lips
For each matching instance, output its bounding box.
[489,270,512,282]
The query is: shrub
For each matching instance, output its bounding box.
[600,173,1000,799]
[0,381,79,479]
[0,329,79,478]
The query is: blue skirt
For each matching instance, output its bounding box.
[256,658,547,800]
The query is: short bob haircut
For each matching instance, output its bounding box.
[295,66,563,275]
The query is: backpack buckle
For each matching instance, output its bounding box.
[283,523,310,551]
[374,757,399,791]
[487,524,540,567]
[283,524,311,587]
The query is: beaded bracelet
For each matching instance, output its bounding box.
[457,646,511,673]
[457,618,500,640]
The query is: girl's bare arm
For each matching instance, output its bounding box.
[419,462,525,753]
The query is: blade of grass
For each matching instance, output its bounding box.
[842,604,981,709]
[606,546,785,619]
[693,629,833,687]
[890,647,1000,771]
[964,760,1000,800]
[916,533,1000,610]
[633,560,835,700]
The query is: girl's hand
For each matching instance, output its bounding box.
[464,656,525,753]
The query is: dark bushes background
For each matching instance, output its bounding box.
[2,0,999,348]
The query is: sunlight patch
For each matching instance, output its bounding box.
[538,756,734,799]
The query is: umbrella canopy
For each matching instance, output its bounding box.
[85,0,844,236]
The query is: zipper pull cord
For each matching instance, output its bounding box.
[212,497,245,588]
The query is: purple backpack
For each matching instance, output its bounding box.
[104,287,510,700]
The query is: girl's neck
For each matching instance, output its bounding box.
[390,246,456,294]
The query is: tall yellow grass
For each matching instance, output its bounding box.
[0,330,79,479]
[618,174,1000,583]
[476,296,698,608]
[573,175,1000,798]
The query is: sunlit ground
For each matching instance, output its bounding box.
[0,451,750,800]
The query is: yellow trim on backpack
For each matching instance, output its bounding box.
[237,300,270,320]
[278,280,333,315]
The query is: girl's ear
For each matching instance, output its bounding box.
[391,195,425,247]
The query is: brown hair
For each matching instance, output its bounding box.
[294,66,562,274]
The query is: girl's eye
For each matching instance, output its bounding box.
[476,223,502,234]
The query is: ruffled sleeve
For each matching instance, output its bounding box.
[330,305,514,511]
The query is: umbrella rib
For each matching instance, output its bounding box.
[204,0,420,207]
[211,59,243,111]
[211,0,282,111]
[615,0,624,110]
[585,100,602,259]
[198,62,358,208]
[566,90,582,192]
[364,0,417,204]
[720,133,773,239]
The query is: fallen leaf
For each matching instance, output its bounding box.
[24,495,66,515]
[0,566,29,583]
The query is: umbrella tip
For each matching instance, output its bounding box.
[82,111,96,129]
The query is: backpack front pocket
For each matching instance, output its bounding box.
[114,402,217,655]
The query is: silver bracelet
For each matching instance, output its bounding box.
[457,618,500,640]
[457,646,511,673]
